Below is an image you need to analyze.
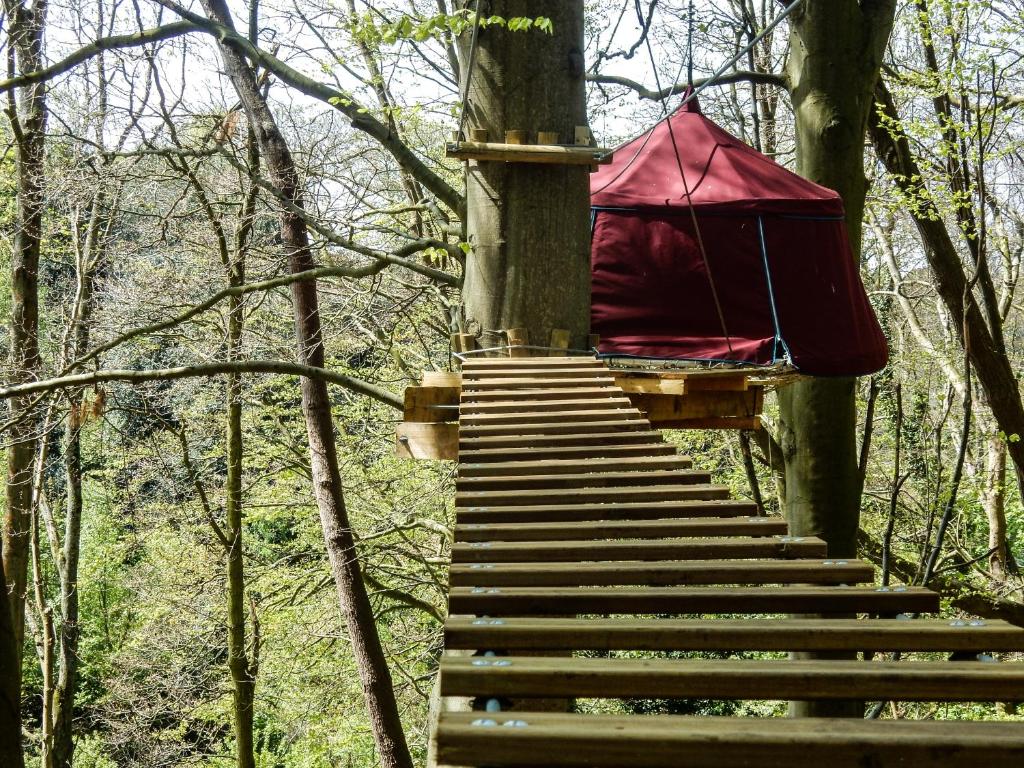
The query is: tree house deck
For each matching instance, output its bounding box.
[429,356,1024,767]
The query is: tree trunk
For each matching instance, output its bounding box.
[0,552,23,768]
[199,3,413,766]
[4,0,48,672]
[983,430,1011,583]
[780,0,897,719]
[459,0,591,350]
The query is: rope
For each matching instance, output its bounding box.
[640,3,733,352]
[687,0,694,87]
[456,0,483,141]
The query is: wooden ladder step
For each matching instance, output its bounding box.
[443,617,1024,653]
[447,585,940,616]
[454,516,786,542]
[460,409,644,426]
[455,484,732,507]
[459,419,649,438]
[457,443,677,462]
[455,469,712,491]
[439,656,1024,702]
[457,455,693,476]
[459,431,664,451]
[460,377,617,389]
[462,357,604,368]
[435,712,1024,767]
[463,368,613,379]
[455,499,757,523]
[448,558,875,587]
[461,387,621,402]
[450,536,826,564]
[459,397,634,414]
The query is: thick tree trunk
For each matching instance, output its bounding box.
[780,0,896,719]
[200,3,413,766]
[459,0,591,350]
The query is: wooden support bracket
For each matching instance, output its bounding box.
[446,141,611,166]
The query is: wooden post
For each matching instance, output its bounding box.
[506,327,529,357]
[451,332,477,355]
[538,130,560,145]
[469,128,488,142]
[587,333,600,352]
[505,129,526,145]
[549,328,571,356]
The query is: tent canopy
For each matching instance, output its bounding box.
[590,97,888,377]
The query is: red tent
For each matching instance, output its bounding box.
[590,97,888,376]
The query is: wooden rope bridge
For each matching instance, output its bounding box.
[427,356,1024,767]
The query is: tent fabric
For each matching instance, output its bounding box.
[590,97,888,377]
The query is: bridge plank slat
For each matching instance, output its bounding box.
[443,617,1024,653]
[453,516,786,542]
[450,536,826,563]
[436,713,1024,767]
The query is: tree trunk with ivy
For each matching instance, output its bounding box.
[778,0,897,718]
[459,0,592,351]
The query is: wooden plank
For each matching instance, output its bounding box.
[450,536,827,564]
[506,328,529,358]
[613,374,688,396]
[631,389,762,422]
[657,416,762,430]
[464,368,613,380]
[457,455,693,476]
[454,499,757,523]
[549,328,571,355]
[443,617,1024,653]
[446,585,940,616]
[460,409,643,426]
[459,397,633,414]
[403,384,459,422]
[451,333,476,353]
[395,422,458,460]
[458,443,678,463]
[445,140,611,166]
[453,517,788,542]
[459,419,650,439]
[461,387,621,402]
[436,712,1024,767]
[459,430,667,451]
[439,657,1024,702]
[463,358,602,368]
[422,371,461,387]
[455,469,712,491]
[461,377,617,389]
[455,484,731,508]
[448,558,875,587]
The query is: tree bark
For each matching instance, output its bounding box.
[779,0,896,719]
[3,0,47,671]
[460,1,591,349]
[199,3,413,766]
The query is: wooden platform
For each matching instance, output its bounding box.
[431,357,1024,767]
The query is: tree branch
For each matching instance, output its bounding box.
[0,361,403,411]
[0,21,196,93]
[156,0,464,214]
[586,70,788,102]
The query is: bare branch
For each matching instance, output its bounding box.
[587,70,788,102]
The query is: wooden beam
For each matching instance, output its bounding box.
[446,585,940,616]
[549,328,571,355]
[453,516,786,542]
[437,713,1024,768]
[446,140,612,166]
[505,327,529,358]
[630,389,763,422]
[395,421,458,460]
[447,558,875,588]
[453,498,756,523]
[443,617,1024,653]
[403,384,459,422]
